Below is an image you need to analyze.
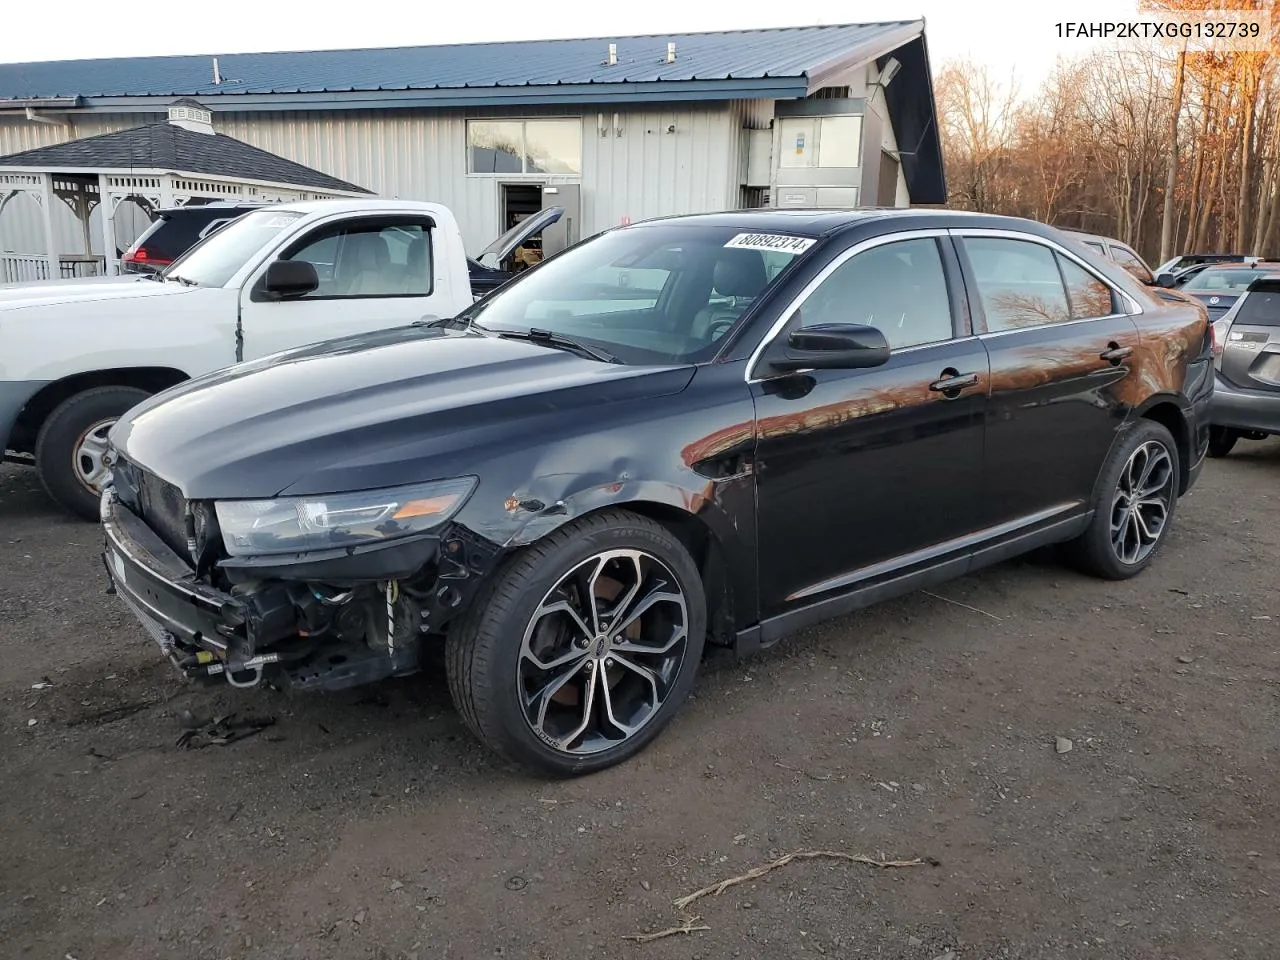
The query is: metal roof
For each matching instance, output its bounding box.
[0,123,370,193]
[0,22,922,104]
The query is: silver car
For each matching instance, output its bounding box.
[1208,275,1280,457]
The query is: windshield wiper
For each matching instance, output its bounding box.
[494,327,619,364]
[166,274,198,287]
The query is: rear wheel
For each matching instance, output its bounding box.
[35,386,150,521]
[1067,420,1180,580]
[1206,426,1239,458]
[446,510,706,776]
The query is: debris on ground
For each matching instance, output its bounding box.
[1055,737,1073,754]
[623,849,926,943]
[622,915,710,943]
[672,849,926,911]
[175,713,276,749]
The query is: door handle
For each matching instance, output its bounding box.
[929,370,980,393]
[1100,343,1133,364]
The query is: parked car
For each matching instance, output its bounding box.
[121,200,563,298]
[100,208,1214,776]
[1164,261,1280,321]
[1062,229,1155,284]
[1,199,478,520]
[121,201,270,274]
[1205,275,1280,457]
[1153,253,1260,277]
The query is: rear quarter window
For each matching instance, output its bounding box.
[1235,289,1280,326]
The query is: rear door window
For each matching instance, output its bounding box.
[962,237,1071,331]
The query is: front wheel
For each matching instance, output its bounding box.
[1066,420,1180,580]
[1206,426,1239,458]
[446,510,706,776]
[35,386,150,521]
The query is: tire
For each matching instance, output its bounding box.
[446,509,707,777]
[35,386,150,521]
[1206,426,1239,458]
[1067,420,1181,580]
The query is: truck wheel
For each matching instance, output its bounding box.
[35,386,150,521]
[1066,420,1180,581]
[446,509,706,777]
[1206,427,1239,458]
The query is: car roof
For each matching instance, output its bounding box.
[621,207,1081,240]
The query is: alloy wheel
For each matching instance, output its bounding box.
[1109,439,1175,565]
[518,548,689,756]
[72,418,117,493]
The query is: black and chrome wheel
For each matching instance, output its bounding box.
[446,510,706,776]
[1067,420,1180,580]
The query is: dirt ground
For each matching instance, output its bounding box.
[1,443,1278,960]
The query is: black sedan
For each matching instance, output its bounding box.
[100,209,1213,776]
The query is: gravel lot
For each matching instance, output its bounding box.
[1,444,1278,960]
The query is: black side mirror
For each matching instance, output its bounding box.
[263,259,318,299]
[1155,272,1178,288]
[769,322,891,372]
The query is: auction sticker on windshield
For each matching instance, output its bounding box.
[724,233,816,253]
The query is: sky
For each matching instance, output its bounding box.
[0,0,1147,93]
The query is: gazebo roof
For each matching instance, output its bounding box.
[0,121,370,194]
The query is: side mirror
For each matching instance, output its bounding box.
[769,322,891,372]
[1155,272,1177,288]
[263,259,318,299]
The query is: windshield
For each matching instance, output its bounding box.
[163,209,304,287]
[1182,268,1260,293]
[464,224,811,364]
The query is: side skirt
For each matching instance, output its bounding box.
[733,511,1092,657]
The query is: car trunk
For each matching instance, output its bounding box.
[1217,282,1280,392]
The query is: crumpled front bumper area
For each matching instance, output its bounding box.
[101,489,459,692]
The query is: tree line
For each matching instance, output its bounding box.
[934,0,1280,264]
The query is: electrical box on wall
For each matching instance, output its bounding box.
[742,128,773,188]
[767,98,867,209]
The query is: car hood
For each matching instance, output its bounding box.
[0,274,192,310]
[111,325,697,499]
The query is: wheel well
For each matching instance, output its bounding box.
[7,367,188,455]
[610,501,738,649]
[1140,401,1191,494]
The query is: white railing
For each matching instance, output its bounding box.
[0,255,107,283]
[1,254,50,284]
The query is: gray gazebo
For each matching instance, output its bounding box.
[0,99,370,281]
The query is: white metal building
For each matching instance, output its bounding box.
[0,22,945,271]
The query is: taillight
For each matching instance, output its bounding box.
[1211,318,1230,358]
[123,246,170,266]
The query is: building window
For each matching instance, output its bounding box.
[777,115,863,170]
[468,119,582,176]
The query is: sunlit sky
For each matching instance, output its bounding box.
[0,0,1152,95]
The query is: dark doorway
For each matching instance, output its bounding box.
[502,183,543,232]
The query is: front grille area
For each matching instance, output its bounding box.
[113,457,191,562]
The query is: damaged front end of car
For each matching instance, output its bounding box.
[100,455,502,693]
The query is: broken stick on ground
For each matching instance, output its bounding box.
[674,850,924,911]
[622,850,924,943]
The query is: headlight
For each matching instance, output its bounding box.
[214,477,477,557]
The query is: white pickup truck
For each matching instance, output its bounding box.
[1,198,487,520]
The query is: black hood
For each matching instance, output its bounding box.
[110,325,695,499]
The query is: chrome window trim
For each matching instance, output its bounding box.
[744,228,953,384]
[949,227,1145,318]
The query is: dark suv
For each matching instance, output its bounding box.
[100,209,1213,776]
[1206,275,1280,456]
[121,202,268,274]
